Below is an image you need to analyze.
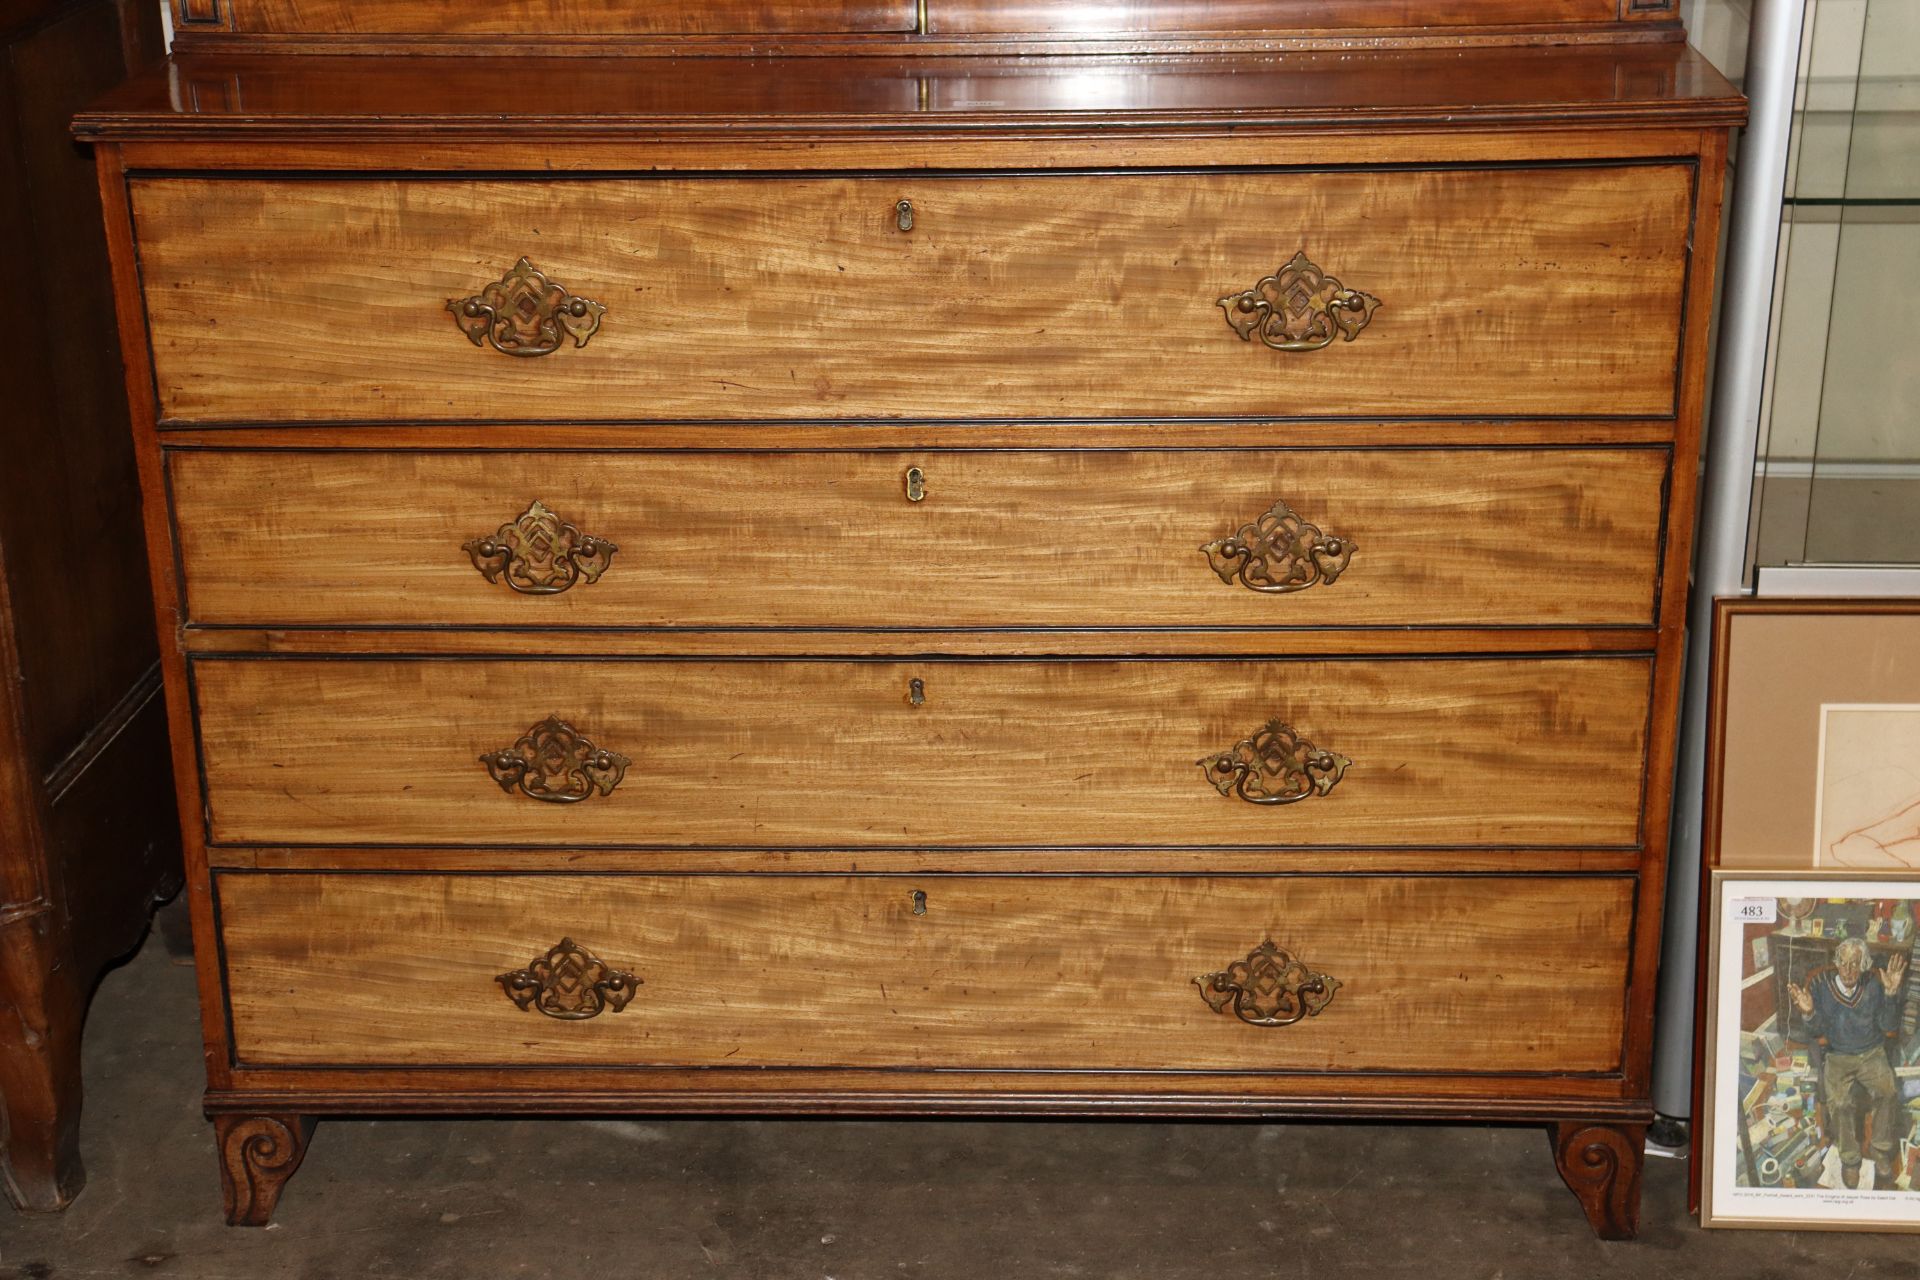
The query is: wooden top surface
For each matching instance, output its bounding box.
[76,43,1743,139]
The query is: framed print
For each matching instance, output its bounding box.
[1706,600,1920,870]
[1701,870,1920,1230]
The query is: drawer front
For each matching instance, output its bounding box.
[215,871,1633,1073]
[212,0,916,35]
[193,656,1651,848]
[170,447,1669,630]
[132,166,1693,424]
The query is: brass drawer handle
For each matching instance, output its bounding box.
[449,257,606,357]
[1201,499,1353,594]
[1219,250,1380,352]
[1195,939,1341,1027]
[464,500,617,596]
[1199,719,1349,805]
[482,716,629,804]
[498,937,640,1020]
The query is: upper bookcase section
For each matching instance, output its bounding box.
[164,0,1688,55]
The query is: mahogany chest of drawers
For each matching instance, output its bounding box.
[76,0,1741,1237]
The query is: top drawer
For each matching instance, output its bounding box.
[129,165,1695,425]
[176,0,915,37]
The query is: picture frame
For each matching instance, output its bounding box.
[1704,599,1920,871]
[1692,600,1920,1218]
[1699,869,1920,1230]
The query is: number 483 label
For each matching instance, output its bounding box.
[1730,897,1778,924]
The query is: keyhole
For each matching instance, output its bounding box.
[905,466,926,503]
[896,199,915,232]
[911,890,927,915]
[908,677,925,707]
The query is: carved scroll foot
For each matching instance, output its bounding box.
[215,1114,315,1226]
[1550,1120,1645,1240]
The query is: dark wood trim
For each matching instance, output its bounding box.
[163,28,1691,61]
[96,141,237,1094]
[1614,123,1727,1103]
[147,422,1686,448]
[79,100,1746,145]
[101,124,1738,177]
[213,845,1647,875]
[204,1086,1653,1120]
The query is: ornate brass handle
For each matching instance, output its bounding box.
[1199,719,1349,805]
[482,716,628,804]
[497,937,640,1020]
[1219,250,1380,352]
[464,501,617,596]
[1195,939,1341,1027]
[1202,499,1353,594]
[448,257,605,357]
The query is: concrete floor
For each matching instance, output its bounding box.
[4,928,1919,1280]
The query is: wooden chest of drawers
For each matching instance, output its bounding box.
[77,0,1740,1237]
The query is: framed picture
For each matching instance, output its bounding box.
[1700,870,1920,1230]
[1706,600,1920,870]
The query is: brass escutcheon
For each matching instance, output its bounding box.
[896,199,915,232]
[905,466,927,502]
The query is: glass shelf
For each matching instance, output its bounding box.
[1750,0,1920,576]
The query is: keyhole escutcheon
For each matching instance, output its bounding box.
[908,677,925,707]
[911,890,928,915]
[896,199,915,232]
[905,466,926,503]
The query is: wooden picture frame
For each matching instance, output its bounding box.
[1693,599,1920,1221]
[1703,599,1920,873]
[1699,869,1920,1230]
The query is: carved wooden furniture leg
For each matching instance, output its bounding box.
[0,926,87,1211]
[215,1114,315,1226]
[1550,1120,1646,1240]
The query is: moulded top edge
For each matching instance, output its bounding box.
[73,43,1746,141]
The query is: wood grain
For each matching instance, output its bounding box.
[100,126,1744,173]
[179,628,1658,659]
[191,655,1652,848]
[216,0,914,35]
[214,871,1635,1072]
[0,0,175,1213]
[168,447,1670,630]
[931,0,1643,34]
[188,0,1651,40]
[222,844,1645,875]
[78,48,1741,141]
[130,165,1694,423]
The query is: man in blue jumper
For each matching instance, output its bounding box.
[1787,937,1911,1190]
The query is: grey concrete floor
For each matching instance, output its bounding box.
[4,928,1919,1280]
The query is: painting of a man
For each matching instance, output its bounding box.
[1788,938,1911,1189]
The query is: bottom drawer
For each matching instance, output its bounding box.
[215,872,1633,1075]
